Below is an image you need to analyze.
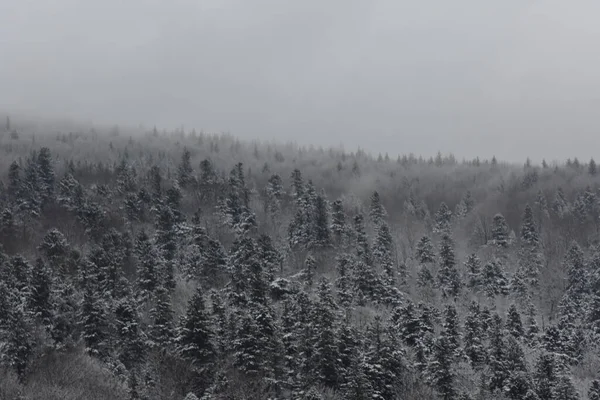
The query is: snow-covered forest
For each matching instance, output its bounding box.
[2,114,600,400]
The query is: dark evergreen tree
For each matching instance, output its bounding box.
[330,199,347,245]
[465,253,482,290]
[27,258,52,324]
[533,352,557,400]
[481,259,510,298]
[177,147,194,188]
[416,235,435,264]
[438,233,461,297]
[487,314,508,393]
[313,194,331,248]
[434,202,453,234]
[521,204,540,247]
[354,214,372,266]
[335,255,353,308]
[506,304,524,339]
[430,336,457,400]
[2,305,34,381]
[114,291,145,369]
[313,278,339,388]
[369,191,387,226]
[464,302,485,367]
[441,304,461,358]
[80,284,109,357]
[175,286,215,367]
[504,336,531,399]
[492,213,510,248]
[36,147,55,206]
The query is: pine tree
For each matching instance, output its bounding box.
[2,305,34,381]
[487,314,508,393]
[430,336,457,400]
[313,194,331,248]
[335,255,353,308]
[369,191,387,226]
[416,235,436,264]
[354,214,372,266]
[80,284,109,358]
[463,302,485,367]
[434,202,453,234]
[533,352,557,400]
[552,187,570,218]
[313,278,339,388]
[441,304,461,358]
[177,147,194,189]
[504,336,531,399]
[506,304,524,339]
[36,147,55,206]
[148,285,174,348]
[521,204,540,247]
[27,258,52,324]
[135,231,161,301]
[481,259,509,298]
[491,213,510,248]
[331,199,347,245]
[114,291,145,369]
[438,233,461,297]
[175,286,215,367]
[465,253,482,290]
[564,241,586,302]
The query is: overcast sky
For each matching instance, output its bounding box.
[1,0,600,162]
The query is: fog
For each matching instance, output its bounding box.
[1,0,600,162]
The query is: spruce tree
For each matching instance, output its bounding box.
[491,213,510,248]
[175,286,215,367]
[313,194,331,248]
[149,285,174,348]
[438,233,461,297]
[416,235,435,264]
[463,302,485,367]
[465,253,482,290]
[521,204,539,247]
[80,284,109,358]
[369,191,387,226]
[430,336,457,400]
[2,305,34,381]
[506,304,524,339]
[27,258,53,324]
[177,147,194,189]
[434,202,453,234]
[330,199,347,245]
[114,291,145,369]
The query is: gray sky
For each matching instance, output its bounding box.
[1,0,600,162]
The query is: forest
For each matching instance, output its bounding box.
[1,114,600,400]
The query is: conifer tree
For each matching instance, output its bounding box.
[27,258,52,324]
[533,352,557,400]
[430,336,457,400]
[369,191,387,227]
[2,304,34,381]
[481,259,509,298]
[313,278,339,388]
[416,235,436,264]
[354,214,372,266]
[177,147,194,189]
[564,241,586,302]
[504,336,531,399]
[487,314,508,393]
[330,199,347,245]
[80,283,109,358]
[464,253,482,291]
[438,233,461,297]
[335,255,353,308]
[149,285,174,348]
[36,147,55,206]
[521,204,540,247]
[434,202,453,234]
[506,304,524,339]
[491,213,510,248]
[114,291,145,369]
[441,304,461,358]
[463,302,485,367]
[176,286,215,367]
[313,194,331,248]
[552,187,570,218]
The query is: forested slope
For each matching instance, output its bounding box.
[1,115,600,399]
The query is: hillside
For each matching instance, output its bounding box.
[1,115,600,399]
